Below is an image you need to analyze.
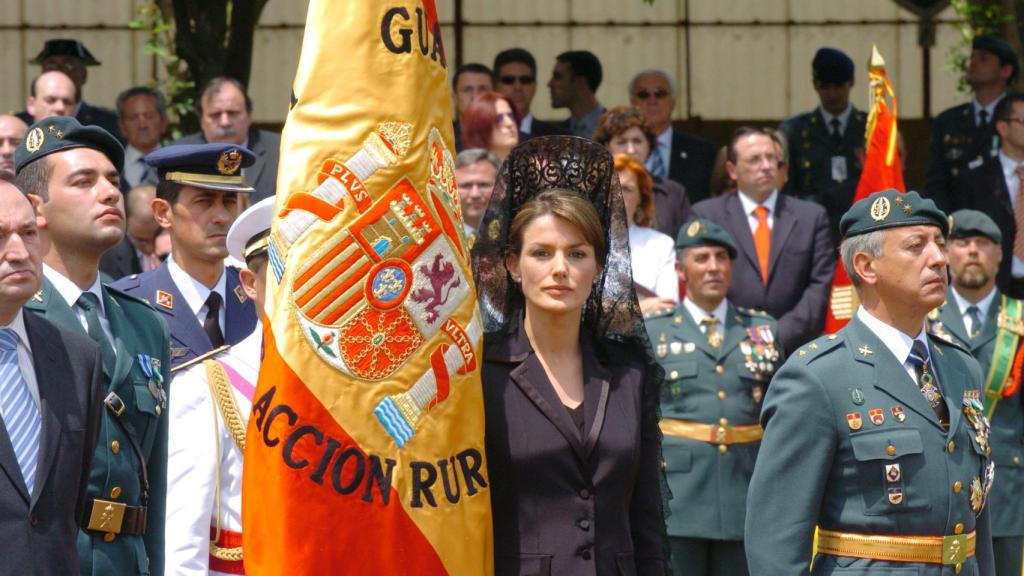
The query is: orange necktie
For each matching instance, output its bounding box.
[754,206,771,284]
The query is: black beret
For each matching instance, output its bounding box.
[949,209,1002,244]
[30,39,100,66]
[839,189,948,239]
[145,143,256,193]
[676,219,737,258]
[973,34,1018,73]
[15,116,124,173]
[812,48,854,84]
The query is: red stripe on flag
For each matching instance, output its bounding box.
[242,322,449,574]
[295,236,355,288]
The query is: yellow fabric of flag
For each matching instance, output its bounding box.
[242,1,492,574]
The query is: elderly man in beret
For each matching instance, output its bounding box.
[645,219,780,576]
[926,35,1019,210]
[746,190,996,575]
[780,47,869,247]
[928,209,1024,575]
[13,116,171,575]
[112,143,258,369]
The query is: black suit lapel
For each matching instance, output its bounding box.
[988,160,1014,219]
[580,338,611,461]
[766,195,796,283]
[509,355,587,461]
[22,314,64,507]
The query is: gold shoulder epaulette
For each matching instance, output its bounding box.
[170,344,232,374]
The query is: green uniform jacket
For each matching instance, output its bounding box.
[26,277,170,576]
[646,303,780,540]
[745,316,995,575]
[780,107,867,248]
[931,289,1024,537]
[924,102,999,211]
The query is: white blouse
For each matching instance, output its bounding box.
[628,224,679,302]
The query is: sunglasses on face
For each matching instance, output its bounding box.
[635,90,670,100]
[499,75,535,85]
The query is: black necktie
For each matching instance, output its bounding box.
[979,109,989,128]
[907,340,949,425]
[830,118,842,142]
[203,292,225,347]
[966,305,983,339]
[76,292,116,375]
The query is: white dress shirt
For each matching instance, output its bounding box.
[628,224,678,302]
[519,113,534,135]
[645,127,673,177]
[737,189,778,235]
[165,325,260,575]
[857,307,929,385]
[683,296,728,332]
[43,264,115,352]
[951,287,997,336]
[974,95,1004,127]
[167,254,227,329]
[123,144,149,189]
[0,310,39,411]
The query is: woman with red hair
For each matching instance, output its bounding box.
[460,92,520,163]
[615,153,678,313]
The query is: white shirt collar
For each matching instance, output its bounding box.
[43,264,105,314]
[166,254,226,316]
[856,307,929,365]
[999,151,1022,180]
[2,309,32,355]
[683,296,728,327]
[974,93,1005,122]
[951,287,997,319]
[125,144,145,166]
[519,113,534,134]
[656,126,673,151]
[737,189,778,217]
[819,105,853,133]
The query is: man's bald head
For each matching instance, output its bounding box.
[0,181,42,322]
[0,115,27,177]
[27,71,78,121]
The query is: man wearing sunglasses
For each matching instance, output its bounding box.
[948,93,1024,300]
[493,48,569,141]
[629,69,716,204]
[780,47,868,248]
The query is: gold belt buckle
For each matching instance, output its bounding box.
[715,425,730,444]
[87,499,126,534]
[943,534,968,567]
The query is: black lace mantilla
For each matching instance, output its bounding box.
[470,135,672,572]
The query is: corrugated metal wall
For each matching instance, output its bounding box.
[0,1,968,124]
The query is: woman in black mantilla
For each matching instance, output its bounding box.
[472,136,670,576]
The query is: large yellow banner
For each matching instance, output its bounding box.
[242,1,492,573]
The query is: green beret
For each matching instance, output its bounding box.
[839,189,948,239]
[949,209,1002,244]
[676,219,737,258]
[15,116,124,173]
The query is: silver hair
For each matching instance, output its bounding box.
[840,230,886,288]
[456,148,500,171]
[628,69,677,97]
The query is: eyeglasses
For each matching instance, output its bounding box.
[635,90,670,100]
[499,75,535,85]
[1005,117,1024,125]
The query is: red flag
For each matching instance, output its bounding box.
[825,45,905,333]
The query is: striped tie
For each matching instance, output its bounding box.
[0,328,40,495]
[647,148,668,180]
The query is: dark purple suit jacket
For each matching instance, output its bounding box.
[691,191,834,353]
[482,324,667,576]
[948,157,1017,295]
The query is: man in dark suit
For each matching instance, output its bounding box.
[450,63,493,151]
[781,48,869,247]
[15,39,122,143]
[14,116,171,576]
[548,51,606,139]
[171,77,280,203]
[948,93,1024,298]
[925,34,1018,211]
[493,48,568,141]
[692,127,834,353]
[113,144,258,368]
[630,69,716,204]
[0,179,104,575]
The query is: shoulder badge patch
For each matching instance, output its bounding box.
[156,290,173,309]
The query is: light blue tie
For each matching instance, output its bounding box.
[0,328,40,495]
[647,148,668,180]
